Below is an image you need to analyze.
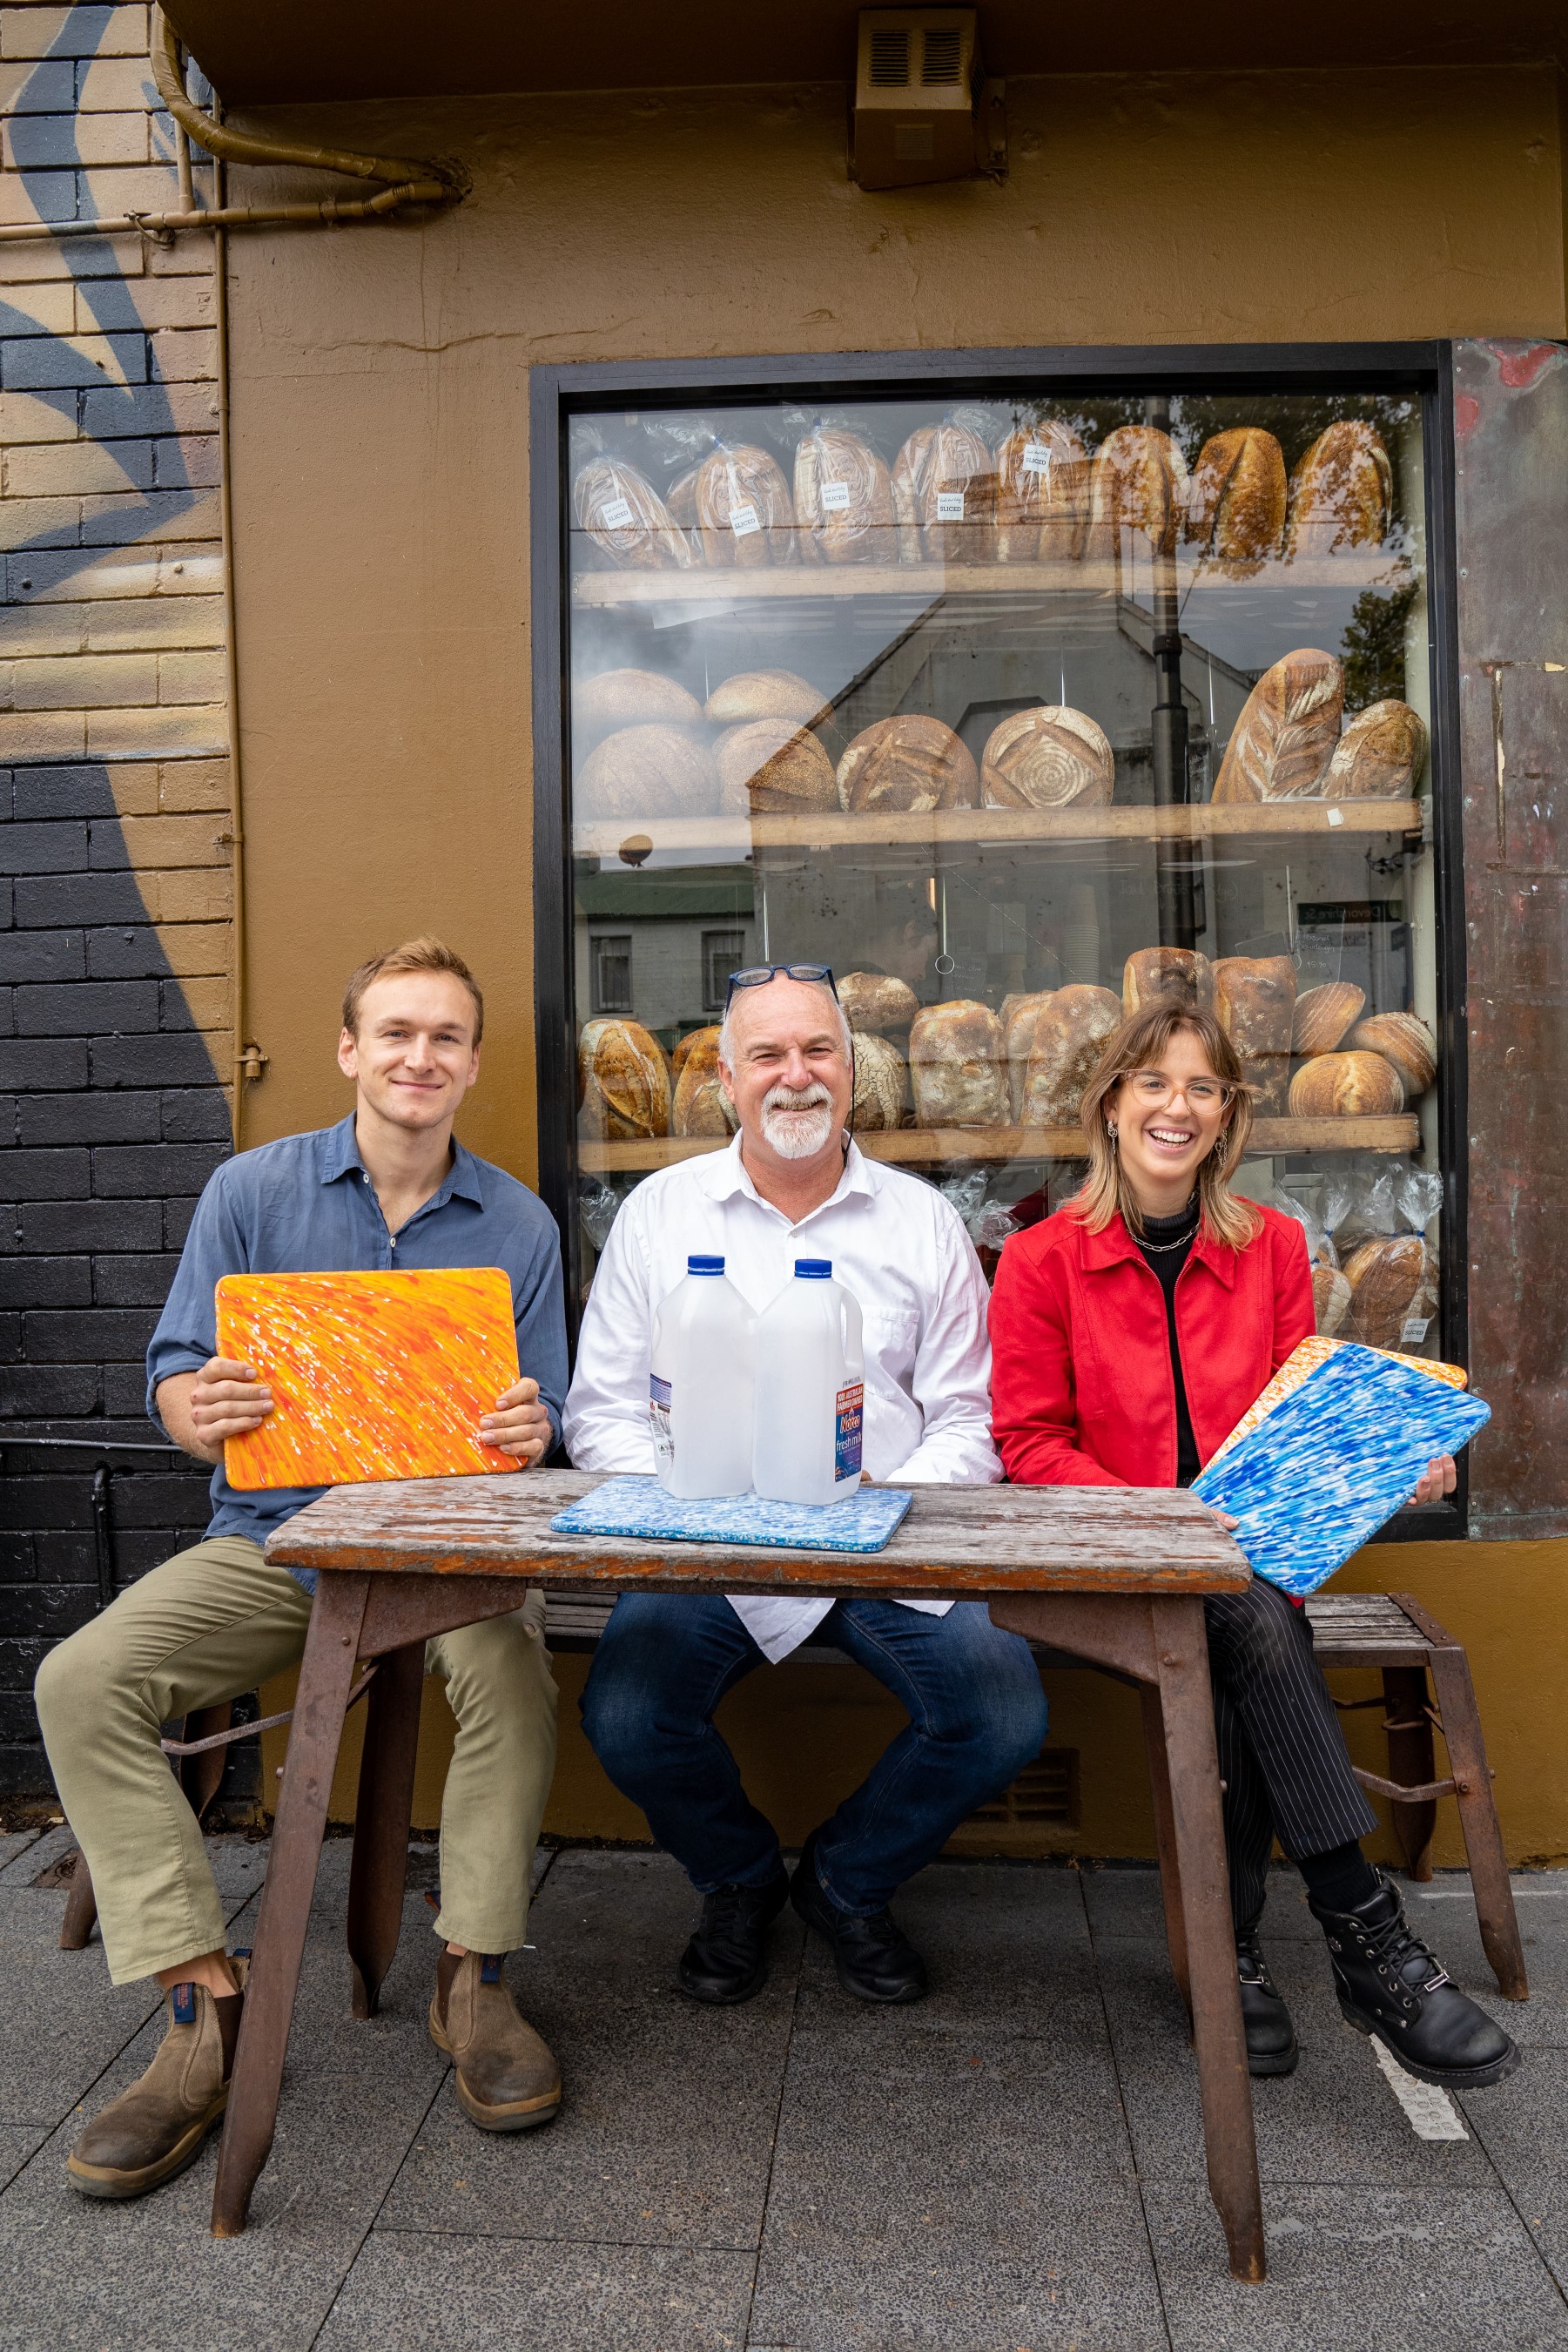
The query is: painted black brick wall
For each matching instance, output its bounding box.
[1,757,233,1797]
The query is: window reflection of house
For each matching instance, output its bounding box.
[576,865,754,1050]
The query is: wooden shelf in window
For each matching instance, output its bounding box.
[572,799,1421,861]
[571,550,1416,609]
[577,1115,1420,1175]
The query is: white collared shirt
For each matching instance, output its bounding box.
[563,1135,1002,1661]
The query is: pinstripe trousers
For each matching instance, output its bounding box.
[1206,1577,1378,1933]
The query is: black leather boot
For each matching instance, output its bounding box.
[790,1833,926,2005]
[676,1872,790,2004]
[1309,1870,1518,2090]
[1237,1931,1298,2077]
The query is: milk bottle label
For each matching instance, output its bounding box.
[649,1374,673,1465]
[835,1382,865,1482]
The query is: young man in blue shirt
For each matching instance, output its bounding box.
[37,938,569,2200]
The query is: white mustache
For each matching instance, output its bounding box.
[763,1083,832,1115]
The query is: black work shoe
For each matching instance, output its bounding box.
[676,1872,790,2005]
[1310,1870,1518,2091]
[1236,1931,1298,2077]
[790,1836,926,2005]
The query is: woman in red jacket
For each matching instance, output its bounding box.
[989,1000,1515,2091]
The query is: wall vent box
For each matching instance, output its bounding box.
[852,7,990,189]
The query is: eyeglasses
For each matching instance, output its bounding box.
[725,962,838,1008]
[1123,1068,1232,1111]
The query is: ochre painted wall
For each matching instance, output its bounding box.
[236,64,1568,1852]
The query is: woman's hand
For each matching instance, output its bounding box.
[1205,1505,1241,1533]
[1410,1453,1456,1507]
[480,1377,552,1469]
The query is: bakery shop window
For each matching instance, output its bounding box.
[558,369,1452,1369]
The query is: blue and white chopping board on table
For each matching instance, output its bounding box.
[1191,1344,1490,1599]
[549,1476,913,1555]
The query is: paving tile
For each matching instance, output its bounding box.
[0,1822,75,1886]
[1404,1879,1568,2049]
[1457,2046,1568,2299]
[0,1884,449,2351]
[0,1889,162,2128]
[1097,1936,1497,2188]
[315,2234,755,2351]
[523,1847,797,2008]
[0,2124,48,2192]
[0,1830,44,1876]
[1084,1860,1322,1944]
[380,1989,792,2252]
[795,1857,1101,2032]
[752,2176,1168,2351]
[1147,2181,1568,2351]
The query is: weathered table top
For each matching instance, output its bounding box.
[264,1471,1249,1599]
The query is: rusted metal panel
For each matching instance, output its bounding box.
[1455,338,1568,1538]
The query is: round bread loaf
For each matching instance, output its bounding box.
[715,721,838,816]
[851,1031,907,1130]
[576,669,703,743]
[1292,981,1366,1058]
[1185,428,1287,570]
[1343,1235,1435,1350]
[838,972,919,1034]
[1086,426,1189,559]
[891,420,995,565]
[577,724,719,821]
[666,465,700,530]
[1313,1264,1352,1338]
[671,1026,737,1138]
[1348,1011,1437,1099]
[1214,956,1297,1113]
[1284,421,1392,557]
[907,1001,1007,1128]
[703,670,829,728]
[1019,984,1122,1129]
[793,425,896,566]
[578,1017,670,1140]
[1212,648,1343,803]
[695,443,797,569]
[1287,1050,1405,1118]
[837,715,979,814]
[993,421,1088,563]
[981,706,1114,811]
[1323,700,1428,799]
[1003,989,1056,1119]
[1122,947,1214,1018]
[573,456,691,571]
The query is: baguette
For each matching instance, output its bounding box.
[1211,647,1343,803]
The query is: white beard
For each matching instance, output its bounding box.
[760,1084,836,1160]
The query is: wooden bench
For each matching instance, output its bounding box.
[58,1588,1528,2006]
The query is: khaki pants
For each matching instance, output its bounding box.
[34,1536,558,1987]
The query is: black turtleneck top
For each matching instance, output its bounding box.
[1134,1197,1201,1488]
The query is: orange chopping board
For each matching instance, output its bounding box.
[214,1267,522,1490]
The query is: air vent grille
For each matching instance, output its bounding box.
[868,27,912,84]
[963,1749,1079,1829]
[920,27,963,84]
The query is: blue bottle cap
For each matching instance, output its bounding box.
[795,1258,832,1278]
[688,1254,725,1274]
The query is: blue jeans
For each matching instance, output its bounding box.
[580,1596,1049,1916]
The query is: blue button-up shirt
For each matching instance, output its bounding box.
[147,1115,569,1584]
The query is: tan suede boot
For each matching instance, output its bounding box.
[428,1950,561,2133]
[67,1959,247,2200]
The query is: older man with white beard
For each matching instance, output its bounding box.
[564,965,1047,2006]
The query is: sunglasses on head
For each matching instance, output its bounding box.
[724,962,838,1008]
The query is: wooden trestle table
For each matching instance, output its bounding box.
[212,1470,1268,2281]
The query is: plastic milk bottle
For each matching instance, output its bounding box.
[752,1258,866,1506]
[649,1255,757,1498]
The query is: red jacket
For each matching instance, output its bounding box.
[988,1201,1315,1489]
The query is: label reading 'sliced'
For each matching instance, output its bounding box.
[600,496,635,531]
[1021,442,1053,478]
[649,1374,673,1464]
[819,479,852,512]
[935,490,966,522]
[835,1382,865,1483]
[729,502,761,536]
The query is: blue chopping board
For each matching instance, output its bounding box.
[549,1476,913,1554]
